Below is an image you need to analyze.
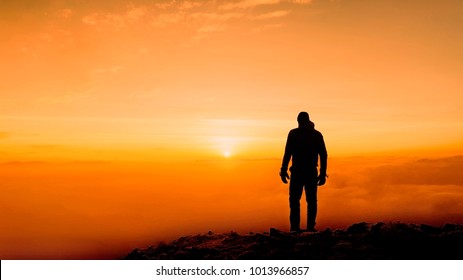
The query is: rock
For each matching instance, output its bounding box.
[125,249,145,260]
[420,224,441,235]
[442,224,461,232]
[371,222,385,233]
[347,222,370,234]
[269,227,285,237]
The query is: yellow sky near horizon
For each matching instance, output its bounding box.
[1,0,463,161]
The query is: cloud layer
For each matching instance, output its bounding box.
[77,0,313,38]
[322,156,463,227]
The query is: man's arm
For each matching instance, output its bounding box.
[281,132,293,171]
[280,131,293,183]
[318,135,328,185]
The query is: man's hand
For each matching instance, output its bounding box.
[280,170,290,184]
[318,174,327,186]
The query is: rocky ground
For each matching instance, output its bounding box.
[125,222,463,260]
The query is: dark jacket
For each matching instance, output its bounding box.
[281,121,327,175]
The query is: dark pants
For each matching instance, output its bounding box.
[289,168,318,231]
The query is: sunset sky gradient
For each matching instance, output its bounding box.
[1,0,463,259]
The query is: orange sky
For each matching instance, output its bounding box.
[1,0,463,259]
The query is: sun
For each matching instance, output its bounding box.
[212,136,237,158]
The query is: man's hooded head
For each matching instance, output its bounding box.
[297,111,310,125]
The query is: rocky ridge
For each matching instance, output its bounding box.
[125,222,463,260]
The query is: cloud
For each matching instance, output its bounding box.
[366,156,463,187]
[151,12,185,27]
[0,160,111,167]
[29,145,62,149]
[190,12,244,21]
[81,13,117,27]
[197,24,226,34]
[58,8,73,19]
[191,23,227,42]
[78,0,315,42]
[81,1,207,28]
[288,0,313,4]
[220,0,313,10]
[177,1,204,10]
[253,10,291,20]
[82,5,147,28]
[153,0,203,10]
[91,66,123,75]
[220,0,281,10]
[126,5,147,21]
[252,23,285,32]
[319,156,463,226]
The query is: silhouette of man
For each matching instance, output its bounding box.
[280,112,327,232]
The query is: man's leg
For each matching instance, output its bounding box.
[305,178,318,231]
[289,176,304,231]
